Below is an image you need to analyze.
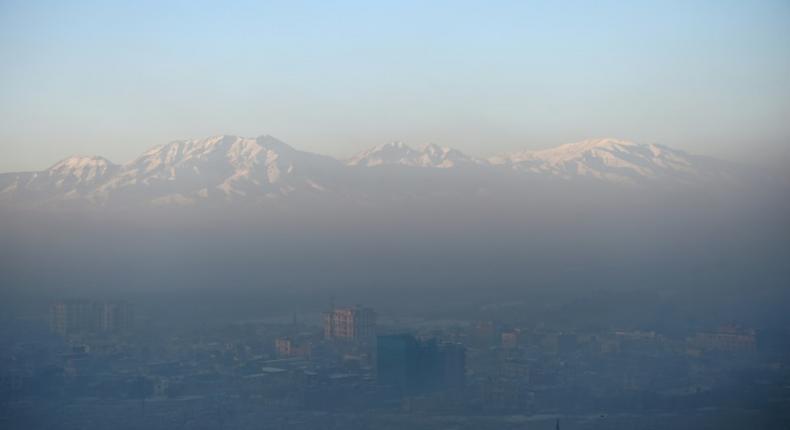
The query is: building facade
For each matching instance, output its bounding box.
[51,301,133,336]
[376,334,466,394]
[324,306,376,342]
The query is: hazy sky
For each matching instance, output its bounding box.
[1,0,788,171]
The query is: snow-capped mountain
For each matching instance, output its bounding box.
[0,135,759,208]
[91,135,343,205]
[0,135,345,208]
[347,142,483,168]
[0,156,118,205]
[489,138,734,185]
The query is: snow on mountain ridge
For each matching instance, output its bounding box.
[0,135,751,208]
[48,155,116,172]
[488,138,717,185]
[0,155,119,205]
[490,138,638,163]
[132,135,283,174]
[44,155,119,186]
[92,135,341,204]
[347,141,482,168]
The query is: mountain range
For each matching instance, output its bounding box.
[0,135,756,208]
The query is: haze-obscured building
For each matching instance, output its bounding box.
[275,337,311,358]
[50,301,133,336]
[501,330,520,349]
[688,325,756,352]
[324,305,376,342]
[376,334,465,394]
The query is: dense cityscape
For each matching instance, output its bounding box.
[2,2,789,429]
[1,295,788,430]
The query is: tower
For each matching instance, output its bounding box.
[324,305,376,342]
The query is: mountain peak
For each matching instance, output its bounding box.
[48,155,115,170]
[571,138,638,148]
[347,142,480,168]
[133,135,298,170]
[87,134,341,205]
[46,156,118,181]
[489,138,716,185]
[0,155,120,201]
[0,135,751,208]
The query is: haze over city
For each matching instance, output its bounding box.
[1,2,789,430]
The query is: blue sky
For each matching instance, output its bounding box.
[1,0,788,170]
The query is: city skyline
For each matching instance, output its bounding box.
[1,2,788,429]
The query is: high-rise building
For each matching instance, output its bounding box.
[324,305,376,342]
[99,302,134,333]
[377,334,420,390]
[50,301,133,336]
[439,342,466,389]
[51,301,98,335]
[376,334,465,394]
